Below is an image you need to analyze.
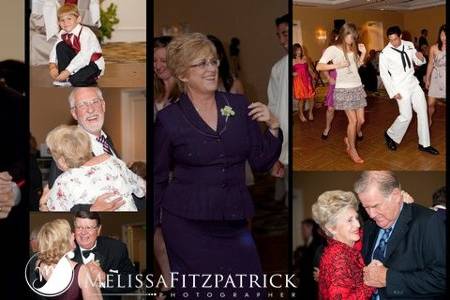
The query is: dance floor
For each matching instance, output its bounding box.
[293,94,446,171]
[30,42,146,88]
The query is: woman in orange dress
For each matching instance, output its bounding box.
[293,43,316,122]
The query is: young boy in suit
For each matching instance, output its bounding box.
[49,4,105,87]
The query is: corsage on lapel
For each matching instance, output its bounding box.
[220,105,235,121]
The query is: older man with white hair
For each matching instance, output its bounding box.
[45,87,129,211]
[355,171,446,299]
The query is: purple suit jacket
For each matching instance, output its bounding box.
[154,91,282,223]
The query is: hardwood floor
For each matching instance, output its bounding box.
[293,95,446,171]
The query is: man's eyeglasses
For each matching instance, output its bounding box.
[74,225,98,231]
[189,58,220,70]
[72,98,103,111]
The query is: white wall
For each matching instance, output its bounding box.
[0,0,24,61]
[102,0,146,43]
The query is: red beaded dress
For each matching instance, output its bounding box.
[318,231,375,300]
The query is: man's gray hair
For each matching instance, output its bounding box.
[354,171,401,198]
[68,87,104,108]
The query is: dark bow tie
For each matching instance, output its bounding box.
[82,248,96,258]
[391,45,411,72]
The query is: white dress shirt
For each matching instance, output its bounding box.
[83,128,117,157]
[79,242,97,264]
[267,54,288,166]
[49,23,105,75]
[379,40,426,99]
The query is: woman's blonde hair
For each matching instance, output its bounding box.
[166,32,217,91]
[46,125,93,168]
[335,23,360,66]
[37,219,73,265]
[311,190,358,237]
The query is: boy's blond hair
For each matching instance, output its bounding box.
[57,3,80,19]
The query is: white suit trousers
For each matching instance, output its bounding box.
[387,84,430,147]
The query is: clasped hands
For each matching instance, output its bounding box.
[363,259,387,288]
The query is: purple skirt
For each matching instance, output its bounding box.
[161,209,266,299]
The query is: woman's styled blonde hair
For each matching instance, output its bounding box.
[46,125,93,169]
[166,32,217,91]
[311,190,358,237]
[37,219,73,265]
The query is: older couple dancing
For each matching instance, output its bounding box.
[312,171,445,299]
[39,87,146,212]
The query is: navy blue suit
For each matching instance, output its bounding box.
[362,203,446,299]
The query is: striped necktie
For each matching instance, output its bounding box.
[372,227,393,299]
[96,135,113,155]
[373,227,392,262]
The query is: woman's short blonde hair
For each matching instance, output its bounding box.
[166,32,217,91]
[37,219,73,265]
[46,125,93,168]
[311,190,358,237]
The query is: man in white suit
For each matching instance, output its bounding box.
[379,26,438,155]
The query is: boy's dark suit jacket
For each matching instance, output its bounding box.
[0,86,28,297]
[73,236,138,299]
[362,203,446,299]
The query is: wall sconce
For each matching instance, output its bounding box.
[316,29,327,41]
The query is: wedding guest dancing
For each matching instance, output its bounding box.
[154,33,282,299]
[425,24,446,126]
[34,219,101,299]
[312,190,375,299]
[379,26,439,155]
[317,23,367,163]
[41,125,145,211]
[293,43,315,122]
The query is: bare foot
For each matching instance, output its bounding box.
[299,114,307,122]
[308,113,314,121]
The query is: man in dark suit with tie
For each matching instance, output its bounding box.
[45,87,130,211]
[72,210,138,299]
[354,171,446,299]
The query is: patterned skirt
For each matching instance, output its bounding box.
[333,85,367,110]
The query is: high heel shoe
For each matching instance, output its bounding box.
[346,148,364,164]
[356,133,363,141]
[321,128,330,140]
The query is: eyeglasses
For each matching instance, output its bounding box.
[189,58,220,70]
[72,98,103,111]
[74,225,98,231]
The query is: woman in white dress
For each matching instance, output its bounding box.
[425,24,446,126]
